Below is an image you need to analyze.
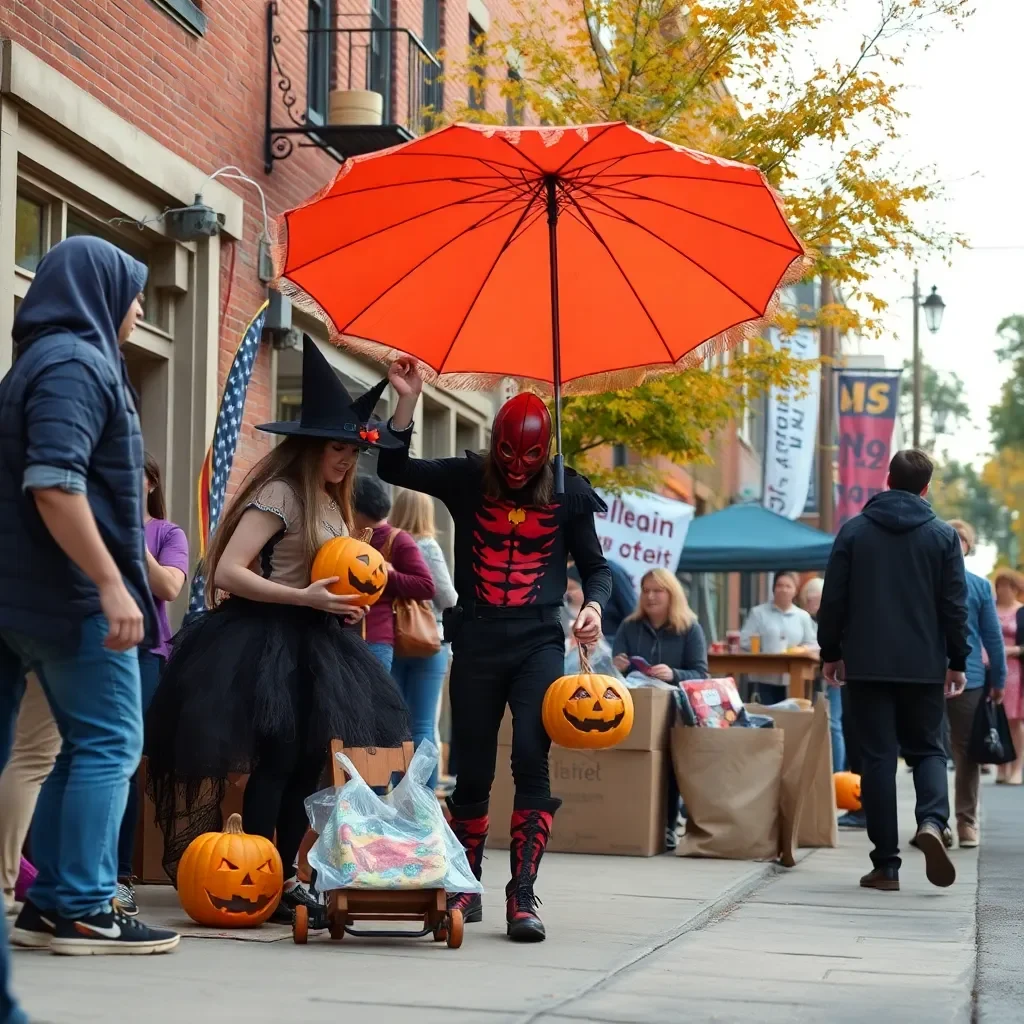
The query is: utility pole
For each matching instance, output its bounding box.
[912,268,922,450]
[818,270,836,534]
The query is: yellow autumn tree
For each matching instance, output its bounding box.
[441,0,970,486]
[982,448,1024,565]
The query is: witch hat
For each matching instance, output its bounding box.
[257,335,400,448]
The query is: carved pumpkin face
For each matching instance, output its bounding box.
[542,672,635,749]
[834,771,862,812]
[177,814,283,928]
[311,536,388,607]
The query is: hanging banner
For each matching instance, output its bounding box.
[835,370,902,529]
[762,327,820,519]
[595,489,695,589]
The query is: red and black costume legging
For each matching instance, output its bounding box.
[448,606,564,809]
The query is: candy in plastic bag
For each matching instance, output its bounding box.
[677,678,749,728]
[305,741,483,894]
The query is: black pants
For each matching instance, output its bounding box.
[846,681,949,870]
[242,728,324,878]
[449,609,564,809]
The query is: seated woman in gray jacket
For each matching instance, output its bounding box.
[612,568,707,852]
[612,568,708,684]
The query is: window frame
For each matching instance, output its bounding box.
[306,0,332,126]
[468,17,487,112]
[148,0,207,37]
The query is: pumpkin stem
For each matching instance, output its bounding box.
[578,645,593,674]
[358,527,374,543]
[224,813,244,834]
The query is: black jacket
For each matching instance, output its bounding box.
[0,237,156,650]
[612,618,708,684]
[817,490,970,683]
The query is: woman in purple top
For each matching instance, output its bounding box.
[115,454,188,916]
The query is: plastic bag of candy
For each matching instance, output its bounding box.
[305,740,482,893]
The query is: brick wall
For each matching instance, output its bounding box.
[2,0,542,492]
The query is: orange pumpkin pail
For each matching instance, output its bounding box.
[541,647,635,750]
[834,771,862,812]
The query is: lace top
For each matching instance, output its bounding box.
[247,479,347,589]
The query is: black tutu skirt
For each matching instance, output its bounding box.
[145,598,409,878]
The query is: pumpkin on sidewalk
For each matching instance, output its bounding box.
[542,648,635,749]
[177,814,283,928]
[834,771,862,812]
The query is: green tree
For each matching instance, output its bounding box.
[989,315,1024,451]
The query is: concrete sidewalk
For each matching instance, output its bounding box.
[10,773,978,1024]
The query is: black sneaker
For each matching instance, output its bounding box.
[11,899,58,948]
[50,904,179,956]
[270,880,322,926]
[114,878,139,917]
[860,865,900,891]
[664,827,678,853]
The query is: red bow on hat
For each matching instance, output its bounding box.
[359,427,380,443]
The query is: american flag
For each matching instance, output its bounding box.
[187,301,269,616]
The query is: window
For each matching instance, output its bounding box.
[422,0,444,127]
[468,17,486,111]
[307,0,332,124]
[14,194,46,273]
[612,444,628,469]
[505,66,523,126]
[150,0,207,37]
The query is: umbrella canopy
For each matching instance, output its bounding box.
[276,121,809,395]
[677,504,834,573]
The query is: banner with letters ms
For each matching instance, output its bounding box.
[835,370,902,528]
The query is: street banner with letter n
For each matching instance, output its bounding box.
[595,489,695,590]
[763,326,820,519]
[835,370,902,529]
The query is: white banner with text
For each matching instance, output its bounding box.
[762,326,820,520]
[595,489,695,589]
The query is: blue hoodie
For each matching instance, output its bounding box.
[0,236,157,650]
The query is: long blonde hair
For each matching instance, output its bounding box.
[203,435,354,606]
[389,488,436,539]
[626,568,696,633]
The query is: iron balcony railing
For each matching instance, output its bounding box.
[265,2,443,172]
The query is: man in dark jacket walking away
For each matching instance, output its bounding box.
[0,237,178,958]
[818,449,969,892]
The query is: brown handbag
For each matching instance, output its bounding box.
[381,529,442,658]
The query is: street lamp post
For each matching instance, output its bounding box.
[911,269,946,449]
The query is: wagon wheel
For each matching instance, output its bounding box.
[446,909,464,949]
[293,904,308,945]
[328,912,346,941]
[432,914,448,942]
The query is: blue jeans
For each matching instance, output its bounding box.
[0,644,28,1024]
[826,684,846,772]
[391,648,449,790]
[117,650,163,878]
[366,641,394,675]
[1,614,142,919]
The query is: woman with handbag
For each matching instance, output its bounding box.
[993,567,1024,784]
[352,475,436,674]
[389,489,457,790]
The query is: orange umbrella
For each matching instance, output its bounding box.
[277,121,808,487]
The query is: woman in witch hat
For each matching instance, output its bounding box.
[145,337,409,918]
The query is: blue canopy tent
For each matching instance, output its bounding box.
[677,504,835,573]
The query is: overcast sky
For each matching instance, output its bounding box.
[814,2,1023,571]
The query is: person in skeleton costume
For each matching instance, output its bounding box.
[379,358,611,943]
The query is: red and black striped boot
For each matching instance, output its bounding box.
[505,799,560,943]
[446,797,488,923]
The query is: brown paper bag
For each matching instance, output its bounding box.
[671,724,784,861]
[747,700,837,859]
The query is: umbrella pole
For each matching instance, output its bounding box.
[545,175,565,494]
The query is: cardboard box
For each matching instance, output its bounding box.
[497,685,674,752]
[488,743,668,857]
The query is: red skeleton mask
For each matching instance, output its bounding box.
[491,394,551,490]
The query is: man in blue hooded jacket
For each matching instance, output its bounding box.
[0,236,178,970]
